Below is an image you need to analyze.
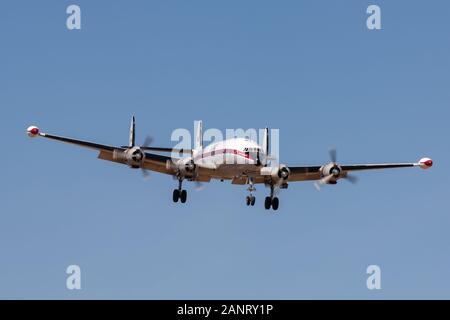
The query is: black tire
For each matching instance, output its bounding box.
[246,196,251,206]
[180,190,187,203]
[264,197,272,210]
[251,196,256,206]
[173,189,180,203]
[272,197,279,211]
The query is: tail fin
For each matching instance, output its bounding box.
[129,116,136,147]
[194,120,203,150]
[262,127,269,156]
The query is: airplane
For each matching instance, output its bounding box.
[26,117,433,211]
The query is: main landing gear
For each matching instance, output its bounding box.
[264,185,279,211]
[173,178,187,204]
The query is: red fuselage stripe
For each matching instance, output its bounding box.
[194,149,253,162]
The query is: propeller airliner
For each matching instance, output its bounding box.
[27,117,433,210]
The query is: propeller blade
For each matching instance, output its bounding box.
[194,181,205,191]
[314,175,335,191]
[142,135,154,148]
[141,168,150,180]
[344,174,358,184]
[121,135,154,150]
[314,181,322,191]
[329,148,337,163]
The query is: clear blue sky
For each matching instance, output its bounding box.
[1,0,448,299]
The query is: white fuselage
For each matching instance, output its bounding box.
[195,138,263,167]
[188,137,268,180]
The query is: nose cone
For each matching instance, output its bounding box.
[419,157,433,169]
[27,126,40,137]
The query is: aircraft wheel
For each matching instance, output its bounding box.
[180,190,187,203]
[272,197,279,211]
[250,196,256,206]
[173,189,180,203]
[264,197,272,210]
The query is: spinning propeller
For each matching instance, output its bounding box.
[314,148,358,191]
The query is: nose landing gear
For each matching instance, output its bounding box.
[245,177,256,206]
[246,195,256,206]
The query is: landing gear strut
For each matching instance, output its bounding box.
[264,185,279,211]
[245,178,256,206]
[173,178,187,203]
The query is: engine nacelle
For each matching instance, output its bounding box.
[261,165,290,183]
[113,147,145,168]
[320,163,342,184]
[168,158,197,178]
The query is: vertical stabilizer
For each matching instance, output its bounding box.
[194,120,203,151]
[262,127,269,161]
[129,116,136,147]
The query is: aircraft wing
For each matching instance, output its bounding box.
[99,150,175,176]
[287,166,322,181]
[27,127,178,176]
[287,161,432,182]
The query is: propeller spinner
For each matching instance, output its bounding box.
[314,148,358,191]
